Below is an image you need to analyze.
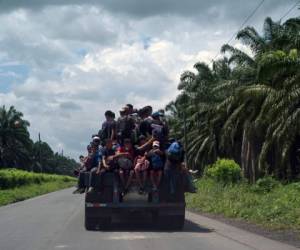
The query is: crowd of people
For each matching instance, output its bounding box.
[74,104,195,196]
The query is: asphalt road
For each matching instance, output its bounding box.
[0,188,298,250]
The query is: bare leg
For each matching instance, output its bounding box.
[156,170,162,188]
[125,170,134,189]
[135,169,143,188]
[119,170,126,187]
[142,171,148,188]
[150,170,157,189]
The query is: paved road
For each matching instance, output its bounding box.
[0,188,298,250]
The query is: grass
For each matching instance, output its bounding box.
[186,178,300,232]
[0,168,75,189]
[0,169,76,206]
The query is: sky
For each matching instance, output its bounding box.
[0,0,298,159]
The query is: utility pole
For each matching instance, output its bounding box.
[183,109,188,169]
[38,133,42,173]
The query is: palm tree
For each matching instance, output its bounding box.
[0,106,32,169]
[167,16,300,181]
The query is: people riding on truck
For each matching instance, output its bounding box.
[74,104,196,197]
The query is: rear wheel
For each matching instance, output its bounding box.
[156,215,185,230]
[85,216,97,231]
[97,217,111,230]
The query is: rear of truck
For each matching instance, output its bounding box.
[85,171,186,230]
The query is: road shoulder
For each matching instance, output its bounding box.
[186,211,299,250]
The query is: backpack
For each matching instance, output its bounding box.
[151,153,164,170]
[117,157,133,170]
[167,142,183,163]
[151,120,167,142]
[117,116,134,139]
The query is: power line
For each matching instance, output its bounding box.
[280,1,300,20]
[211,0,266,63]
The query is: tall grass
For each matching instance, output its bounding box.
[186,178,300,231]
[0,169,75,189]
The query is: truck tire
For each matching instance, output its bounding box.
[97,217,111,230]
[85,216,97,231]
[156,215,185,230]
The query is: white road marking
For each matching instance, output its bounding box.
[55,245,70,248]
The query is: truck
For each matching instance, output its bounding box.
[84,168,187,230]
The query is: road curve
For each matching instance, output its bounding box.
[0,188,297,250]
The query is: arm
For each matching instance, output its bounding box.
[136,137,155,151]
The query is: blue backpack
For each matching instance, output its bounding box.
[167,142,183,162]
[151,153,164,170]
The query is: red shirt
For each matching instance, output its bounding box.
[117,146,135,160]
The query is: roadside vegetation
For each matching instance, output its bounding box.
[186,159,300,231]
[168,15,300,231]
[0,169,76,206]
[166,16,300,182]
[0,106,78,175]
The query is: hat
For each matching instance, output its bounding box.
[92,136,100,141]
[153,140,160,147]
[120,106,128,113]
[152,111,161,118]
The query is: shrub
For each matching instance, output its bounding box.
[251,176,281,193]
[204,159,242,184]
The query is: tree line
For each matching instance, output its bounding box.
[166,16,300,182]
[0,106,78,176]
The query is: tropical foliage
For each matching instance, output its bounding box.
[0,106,78,175]
[166,16,300,182]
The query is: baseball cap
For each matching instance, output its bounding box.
[153,140,160,147]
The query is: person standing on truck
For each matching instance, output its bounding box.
[138,106,153,138]
[99,110,116,141]
[150,111,169,150]
[147,140,165,191]
[116,107,135,144]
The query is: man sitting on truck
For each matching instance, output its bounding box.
[90,138,116,192]
[115,138,135,195]
[147,140,165,191]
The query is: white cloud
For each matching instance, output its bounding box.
[0,1,298,159]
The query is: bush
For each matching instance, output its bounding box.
[251,176,281,193]
[204,159,242,184]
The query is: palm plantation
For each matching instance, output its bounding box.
[0,105,78,175]
[167,16,300,182]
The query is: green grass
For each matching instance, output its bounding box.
[0,168,75,189]
[0,169,76,206]
[186,178,300,231]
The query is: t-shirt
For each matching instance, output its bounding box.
[102,148,115,158]
[117,146,135,160]
[91,149,102,168]
[116,116,135,140]
[101,120,117,140]
[139,117,152,137]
